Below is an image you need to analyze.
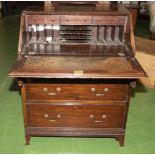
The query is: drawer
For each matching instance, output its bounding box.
[25,84,128,101]
[93,16,126,25]
[27,104,125,128]
[60,15,92,25]
[27,15,60,25]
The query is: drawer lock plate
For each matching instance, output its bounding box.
[73,70,84,76]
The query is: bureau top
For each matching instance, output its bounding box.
[22,4,129,16]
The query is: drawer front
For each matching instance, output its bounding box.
[60,15,92,25]
[27,104,125,128]
[93,16,126,25]
[27,15,60,25]
[25,84,128,101]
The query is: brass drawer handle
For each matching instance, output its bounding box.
[44,114,61,118]
[49,120,57,122]
[44,114,61,121]
[43,87,60,95]
[96,93,105,97]
[94,120,103,123]
[48,92,57,96]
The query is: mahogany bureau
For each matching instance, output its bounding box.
[9,3,146,146]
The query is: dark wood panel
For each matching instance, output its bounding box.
[25,84,128,101]
[27,104,125,128]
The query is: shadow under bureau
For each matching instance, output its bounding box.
[9,3,146,146]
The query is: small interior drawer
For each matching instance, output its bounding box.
[27,15,60,24]
[25,84,128,102]
[27,104,125,128]
[93,16,126,25]
[60,15,92,25]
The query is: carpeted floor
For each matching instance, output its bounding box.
[0,16,155,154]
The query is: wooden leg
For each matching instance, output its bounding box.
[115,135,125,146]
[25,134,31,145]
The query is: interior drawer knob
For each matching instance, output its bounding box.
[102,114,107,119]
[56,87,61,92]
[43,87,48,92]
[44,113,49,118]
[89,114,95,119]
[90,87,96,92]
[104,88,109,92]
